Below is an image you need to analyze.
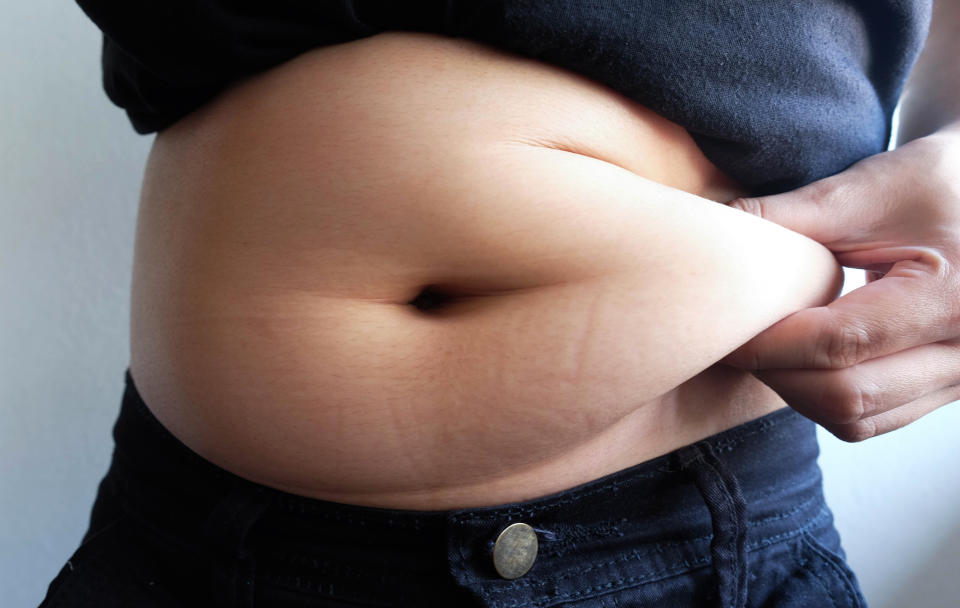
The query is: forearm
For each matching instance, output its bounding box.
[896,0,960,145]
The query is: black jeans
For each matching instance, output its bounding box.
[41,369,867,607]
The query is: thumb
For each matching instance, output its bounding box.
[727,174,865,246]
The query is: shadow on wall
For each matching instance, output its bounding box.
[880,518,960,608]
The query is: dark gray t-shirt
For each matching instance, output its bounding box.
[76,0,932,194]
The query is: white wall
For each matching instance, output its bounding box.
[2,2,958,607]
[1,2,149,606]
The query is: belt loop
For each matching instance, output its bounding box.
[203,485,274,608]
[684,441,748,608]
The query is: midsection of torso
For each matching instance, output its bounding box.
[130,32,843,509]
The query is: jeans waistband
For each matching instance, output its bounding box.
[105,368,831,607]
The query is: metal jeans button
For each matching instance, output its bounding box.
[493,522,539,579]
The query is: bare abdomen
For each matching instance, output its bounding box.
[129,32,842,509]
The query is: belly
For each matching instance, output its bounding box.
[130,32,843,509]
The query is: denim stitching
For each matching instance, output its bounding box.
[481,469,825,596]
[484,554,714,608]
[483,539,708,594]
[274,498,433,531]
[480,506,832,605]
[746,507,831,552]
[742,467,821,505]
[801,532,864,608]
[800,536,840,608]
[712,420,799,455]
[746,493,821,526]
[449,475,660,523]
[693,441,748,608]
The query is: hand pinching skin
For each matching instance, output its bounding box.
[722,125,960,441]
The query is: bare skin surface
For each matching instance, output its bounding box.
[130,32,843,509]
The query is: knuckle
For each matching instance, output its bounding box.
[822,379,872,424]
[801,175,846,217]
[831,419,875,443]
[729,196,765,219]
[818,320,871,369]
[804,178,837,208]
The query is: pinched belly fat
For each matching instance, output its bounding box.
[129,32,843,509]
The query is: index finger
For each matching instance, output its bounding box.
[721,258,954,370]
